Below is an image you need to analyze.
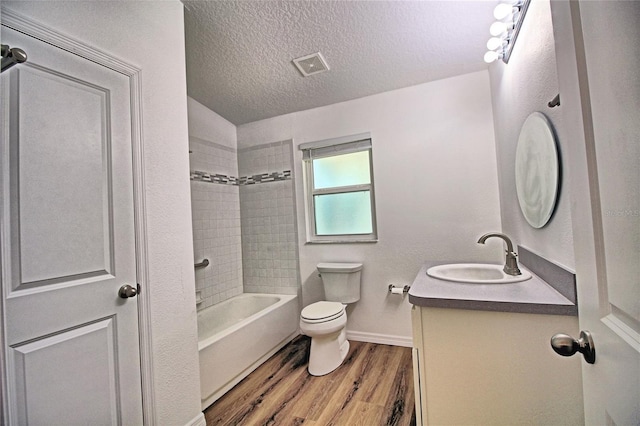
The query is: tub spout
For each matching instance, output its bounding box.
[477,232,522,276]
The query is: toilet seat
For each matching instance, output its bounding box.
[301,301,344,324]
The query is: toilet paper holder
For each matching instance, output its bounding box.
[388,284,411,294]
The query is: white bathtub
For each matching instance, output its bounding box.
[198,293,299,409]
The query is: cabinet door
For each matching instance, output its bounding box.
[410,306,425,426]
[415,308,583,425]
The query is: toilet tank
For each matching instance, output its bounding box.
[317,262,363,304]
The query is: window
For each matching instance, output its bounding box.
[300,134,377,243]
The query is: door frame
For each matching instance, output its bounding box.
[0,7,156,424]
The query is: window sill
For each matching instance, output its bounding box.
[305,239,378,244]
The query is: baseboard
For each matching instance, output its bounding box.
[185,412,206,426]
[346,330,413,347]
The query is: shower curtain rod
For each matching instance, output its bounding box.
[1,44,28,73]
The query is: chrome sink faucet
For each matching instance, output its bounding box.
[477,232,522,276]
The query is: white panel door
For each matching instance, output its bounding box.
[1,25,143,425]
[554,1,640,424]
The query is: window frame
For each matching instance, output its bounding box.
[300,134,378,243]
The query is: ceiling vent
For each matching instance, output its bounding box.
[292,52,330,77]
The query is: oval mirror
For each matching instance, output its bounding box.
[515,112,560,228]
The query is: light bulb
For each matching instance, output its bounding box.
[486,37,505,51]
[494,3,514,20]
[490,21,509,37]
[484,50,500,63]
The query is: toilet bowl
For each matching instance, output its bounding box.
[299,301,349,376]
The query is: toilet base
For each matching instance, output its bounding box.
[308,328,349,376]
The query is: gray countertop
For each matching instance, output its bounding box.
[408,261,577,316]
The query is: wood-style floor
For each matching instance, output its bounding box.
[204,335,416,426]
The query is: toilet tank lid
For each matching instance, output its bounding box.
[317,262,363,273]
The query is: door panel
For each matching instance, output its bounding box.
[1,24,143,425]
[10,318,119,425]
[12,63,113,287]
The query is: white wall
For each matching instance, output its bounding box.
[2,2,203,424]
[188,97,237,150]
[488,0,575,269]
[188,97,244,309]
[238,71,502,342]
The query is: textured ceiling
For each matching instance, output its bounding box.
[183,1,496,125]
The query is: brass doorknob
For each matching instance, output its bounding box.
[118,284,138,299]
[550,330,596,364]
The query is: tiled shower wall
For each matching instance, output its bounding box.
[190,136,243,309]
[238,140,300,295]
[190,136,299,309]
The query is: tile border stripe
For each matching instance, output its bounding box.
[191,170,291,186]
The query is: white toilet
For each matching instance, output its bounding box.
[299,262,363,376]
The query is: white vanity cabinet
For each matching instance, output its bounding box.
[409,260,584,425]
[411,306,583,425]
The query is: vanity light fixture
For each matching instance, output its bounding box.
[484,0,531,64]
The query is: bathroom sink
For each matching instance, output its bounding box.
[427,263,532,284]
